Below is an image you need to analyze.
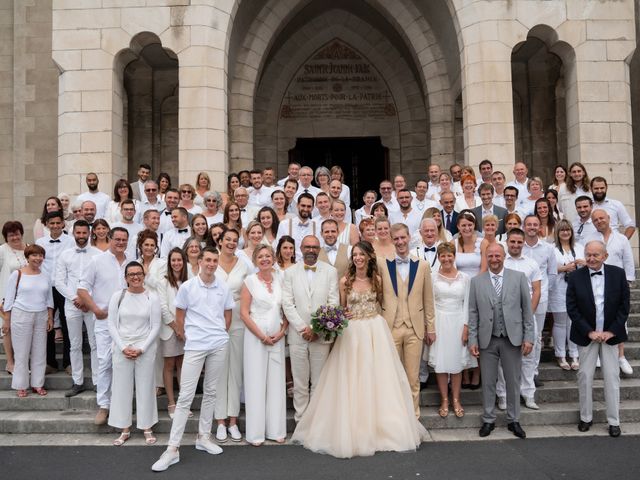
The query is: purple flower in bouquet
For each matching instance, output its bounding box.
[310,304,349,341]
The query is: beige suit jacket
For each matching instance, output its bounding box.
[377,257,436,339]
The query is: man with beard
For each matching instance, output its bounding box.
[573,196,597,244]
[77,173,111,219]
[282,235,339,421]
[55,220,101,397]
[390,189,422,235]
[590,177,635,239]
[276,193,318,260]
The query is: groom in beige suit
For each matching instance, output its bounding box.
[378,223,436,417]
[282,235,340,422]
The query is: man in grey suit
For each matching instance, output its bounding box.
[468,243,535,438]
[471,183,508,234]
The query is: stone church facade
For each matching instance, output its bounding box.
[1,0,639,238]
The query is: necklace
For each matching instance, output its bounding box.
[10,246,26,269]
[257,272,273,293]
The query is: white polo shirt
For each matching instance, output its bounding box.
[76,190,111,220]
[389,208,423,236]
[174,274,234,351]
[504,254,542,297]
[523,239,557,308]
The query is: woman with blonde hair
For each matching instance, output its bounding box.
[237,221,264,271]
[178,184,202,215]
[372,217,395,259]
[194,172,211,208]
[331,199,358,246]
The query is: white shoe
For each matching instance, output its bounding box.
[215,424,228,442]
[151,449,180,472]
[524,396,539,410]
[619,356,633,375]
[196,434,223,455]
[497,397,507,411]
[596,357,601,368]
[570,358,580,371]
[557,357,571,370]
[228,424,242,442]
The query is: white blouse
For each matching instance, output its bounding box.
[107,289,161,352]
[0,244,26,300]
[3,270,53,313]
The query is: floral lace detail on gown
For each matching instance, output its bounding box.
[347,289,379,320]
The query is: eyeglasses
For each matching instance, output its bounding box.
[205,199,217,203]
[145,188,157,192]
[181,190,192,194]
[126,272,145,278]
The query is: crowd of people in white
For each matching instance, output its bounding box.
[0,159,634,468]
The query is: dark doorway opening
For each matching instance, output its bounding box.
[288,137,389,208]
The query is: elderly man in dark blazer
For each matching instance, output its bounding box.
[468,243,534,439]
[566,240,629,438]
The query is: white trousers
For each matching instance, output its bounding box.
[578,341,620,426]
[244,332,286,443]
[11,308,47,390]
[215,320,244,420]
[289,341,331,422]
[551,311,578,358]
[94,323,112,409]
[154,341,164,388]
[65,306,97,386]
[533,302,548,375]
[168,345,228,448]
[109,343,158,429]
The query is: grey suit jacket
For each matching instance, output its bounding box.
[471,205,508,235]
[468,268,534,349]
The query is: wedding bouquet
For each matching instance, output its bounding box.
[310,305,349,342]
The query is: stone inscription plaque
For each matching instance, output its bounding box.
[280,39,396,120]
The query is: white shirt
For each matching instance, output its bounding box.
[55,244,101,310]
[136,180,148,203]
[107,289,161,352]
[414,241,440,270]
[294,184,321,202]
[426,181,440,199]
[381,197,400,213]
[238,205,258,226]
[493,193,505,208]
[589,267,605,332]
[411,196,438,214]
[573,218,597,244]
[339,184,351,207]
[158,209,174,234]
[454,195,482,212]
[354,206,373,228]
[593,198,635,231]
[138,198,166,219]
[247,186,274,208]
[504,254,542,297]
[204,212,224,227]
[35,233,75,283]
[276,217,319,260]
[522,239,557,307]
[160,226,192,258]
[586,230,635,281]
[3,271,53,313]
[389,209,422,236]
[506,178,529,199]
[558,184,591,223]
[322,243,352,265]
[395,256,410,281]
[78,250,128,312]
[174,274,234,351]
[76,191,111,220]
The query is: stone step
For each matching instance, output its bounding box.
[2,378,639,412]
[2,400,640,434]
[537,359,640,381]
[540,342,640,362]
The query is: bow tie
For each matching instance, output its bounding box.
[590,271,602,277]
[325,245,337,253]
[298,222,310,228]
[304,265,317,272]
[424,246,436,252]
[240,208,246,212]
[178,229,188,234]
[49,239,61,243]
[395,257,409,265]
[164,211,171,216]
[76,248,86,253]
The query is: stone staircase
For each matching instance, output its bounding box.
[1,285,640,437]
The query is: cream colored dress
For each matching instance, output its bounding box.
[291,289,428,458]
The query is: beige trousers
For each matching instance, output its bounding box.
[391,323,422,418]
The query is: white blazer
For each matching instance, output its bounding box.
[157,276,179,341]
[281,260,339,345]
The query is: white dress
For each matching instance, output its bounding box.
[292,289,428,458]
[455,238,482,277]
[428,272,477,373]
[336,223,352,246]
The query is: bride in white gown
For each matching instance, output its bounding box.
[291,241,427,458]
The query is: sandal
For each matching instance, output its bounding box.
[275,437,286,444]
[113,431,130,446]
[144,430,157,445]
[32,387,47,396]
[438,398,449,418]
[167,404,176,419]
[17,389,28,398]
[452,398,465,418]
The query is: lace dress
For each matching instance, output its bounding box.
[428,271,476,373]
[291,289,428,458]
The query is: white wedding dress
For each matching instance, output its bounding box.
[291,288,428,458]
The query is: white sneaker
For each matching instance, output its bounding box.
[619,356,633,375]
[228,424,242,442]
[497,397,507,411]
[215,424,228,442]
[523,396,539,410]
[196,434,223,455]
[151,449,180,472]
